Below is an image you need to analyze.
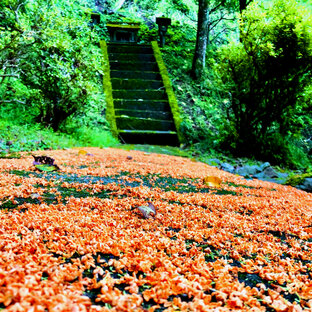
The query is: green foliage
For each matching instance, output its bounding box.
[0,119,77,153]
[216,0,312,165]
[0,0,105,131]
[0,119,118,154]
[162,44,225,149]
[62,122,119,147]
[286,171,312,187]
[137,24,158,44]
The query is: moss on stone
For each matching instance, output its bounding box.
[106,23,141,29]
[151,41,185,144]
[286,172,312,187]
[100,41,118,138]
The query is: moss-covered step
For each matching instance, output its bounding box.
[151,41,184,144]
[116,116,176,131]
[114,99,170,111]
[110,70,162,80]
[118,130,179,145]
[102,41,182,145]
[100,41,118,138]
[107,43,153,54]
[115,109,172,120]
[113,90,167,100]
[111,78,163,90]
[109,53,155,62]
[109,61,159,71]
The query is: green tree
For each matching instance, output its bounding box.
[217,0,312,163]
[0,0,28,108]
[191,0,210,79]
[0,0,105,130]
[191,0,237,80]
[239,0,253,13]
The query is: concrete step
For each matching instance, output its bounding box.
[111,78,164,90]
[115,109,172,120]
[116,116,175,131]
[104,41,180,146]
[110,70,162,80]
[113,90,167,100]
[109,53,155,62]
[108,43,153,54]
[118,130,179,145]
[114,99,170,111]
[109,60,159,72]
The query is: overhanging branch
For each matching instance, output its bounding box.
[0,99,25,104]
[0,74,19,78]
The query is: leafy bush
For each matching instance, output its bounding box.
[162,43,225,149]
[0,0,104,131]
[216,0,312,165]
[60,119,119,147]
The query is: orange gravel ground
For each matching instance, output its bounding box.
[0,147,312,311]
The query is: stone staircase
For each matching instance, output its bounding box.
[106,42,180,145]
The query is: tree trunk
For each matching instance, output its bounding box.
[240,0,254,13]
[239,0,247,13]
[239,0,253,41]
[191,0,210,80]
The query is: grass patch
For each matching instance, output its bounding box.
[0,119,118,155]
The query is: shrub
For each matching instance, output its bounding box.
[216,0,312,165]
[0,0,104,131]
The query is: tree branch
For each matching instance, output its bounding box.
[0,99,25,104]
[0,74,19,78]
[211,26,236,43]
[210,2,224,14]
[113,0,126,12]
[9,2,25,25]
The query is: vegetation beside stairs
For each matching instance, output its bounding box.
[101,40,183,146]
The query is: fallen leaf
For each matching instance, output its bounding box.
[32,155,56,165]
[138,202,156,219]
[32,155,60,172]
[203,176,222,188]
[34,164,59,172]
[30,193,40,199]
[78,150,88,156]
